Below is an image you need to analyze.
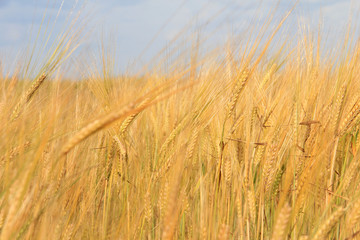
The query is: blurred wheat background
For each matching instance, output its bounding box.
[1,1,360,239]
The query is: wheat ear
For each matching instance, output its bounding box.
[338,97,360,136]
[61,80,196,156]
[218,224,230,240]
[226,69,249,119]
[11,74,47,120]
[119,97,151,135]
[312,207,345,240]
[271,203,292,240]
[247,189,256,225]
[347,198,360,230]
[61,105,137,156]
[331,85,346,135]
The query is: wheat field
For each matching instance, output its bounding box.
[1,4,360,240]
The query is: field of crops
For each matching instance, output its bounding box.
[1,4,360,240]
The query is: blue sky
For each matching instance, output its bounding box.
[0,0,359,74]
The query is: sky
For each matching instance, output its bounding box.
[0,0,360,74]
